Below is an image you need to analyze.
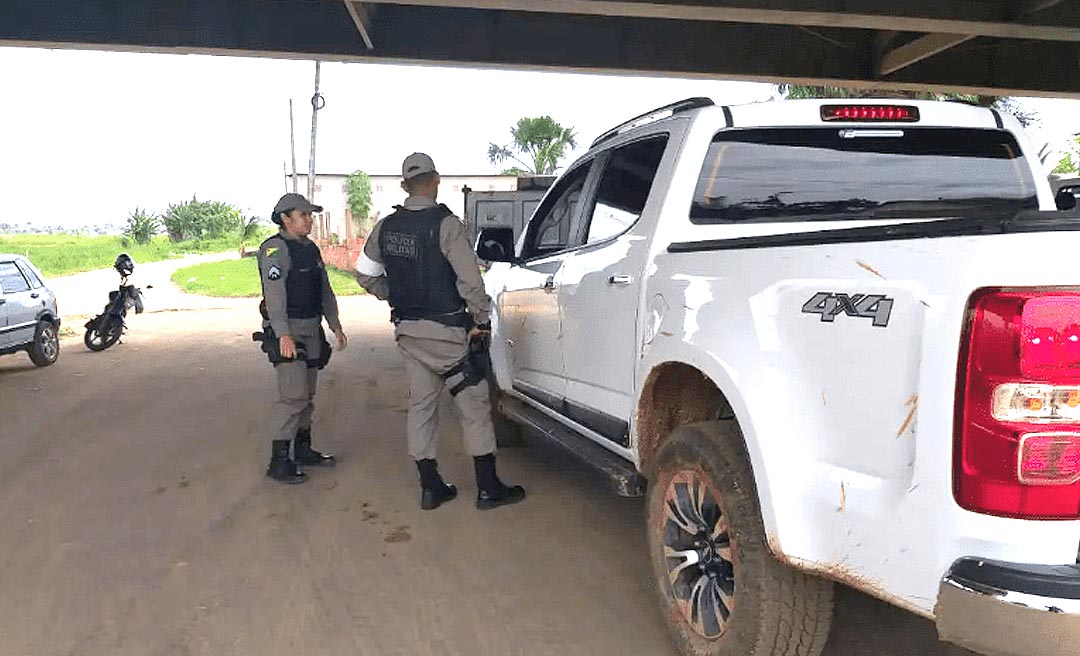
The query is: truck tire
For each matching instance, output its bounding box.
[647,421,833,656]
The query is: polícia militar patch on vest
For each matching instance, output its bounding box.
[384,232,419,259]
[267,265,282,281]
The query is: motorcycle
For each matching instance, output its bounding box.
[83,254,150,352]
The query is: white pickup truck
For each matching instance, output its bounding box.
[475,98,1080,656]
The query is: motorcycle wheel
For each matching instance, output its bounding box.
[84,317,123,351]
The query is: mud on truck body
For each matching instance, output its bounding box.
[476,97,1080,656]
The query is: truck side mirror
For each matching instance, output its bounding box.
[476,227,517,263]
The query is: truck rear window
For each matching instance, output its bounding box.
[691,128,1038,223]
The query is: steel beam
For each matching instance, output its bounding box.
[879,33,975,76]
[363,0,1080,42]
[344,1,375,49]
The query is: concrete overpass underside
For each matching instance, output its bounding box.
[3,1,1080,97]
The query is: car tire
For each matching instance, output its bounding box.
[647,421,833,656]
[28,319,60,367]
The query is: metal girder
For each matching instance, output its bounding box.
[3,0,1080,97]
[343,1,375,49]
[879,33,975,76]
[361,0,1080,42]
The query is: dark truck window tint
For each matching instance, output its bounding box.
[691,128,1039,223]
[522,162,592,258]
[585,136,669,244]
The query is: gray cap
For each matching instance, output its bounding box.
[274,193,322,216]
[402,152,439,181]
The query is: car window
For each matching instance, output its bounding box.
[0,261,31,294]
[15,260,44,289]
[585,135,669,244]
[521,162,592,259]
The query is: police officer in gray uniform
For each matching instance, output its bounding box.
[258,193,348,484]
[355,153,525,510]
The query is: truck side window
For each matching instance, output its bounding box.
[522,162,592,259]
[586,135,669,244]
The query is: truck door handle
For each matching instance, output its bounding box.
[30,293,39,299]
[0,299,5,305]
[542,276,557,291]
[608,274,633,286]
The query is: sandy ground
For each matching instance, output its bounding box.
[0,295,976,656]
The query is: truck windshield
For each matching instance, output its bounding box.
[691,128,1039,223]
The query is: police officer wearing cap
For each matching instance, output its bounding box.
[355,153,525,511]
[258,193,348,484]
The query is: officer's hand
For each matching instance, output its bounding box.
[279,335,297,360]
[335,329,348,351]
[468,327,490,340]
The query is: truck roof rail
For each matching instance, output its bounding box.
[590,97,715,148]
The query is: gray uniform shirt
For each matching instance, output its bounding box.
[355,195,491,341]
[258,229,342,338]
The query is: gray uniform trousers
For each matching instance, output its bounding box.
[268,317,323,443]
[397,332,497,461]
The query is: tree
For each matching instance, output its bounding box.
[345,170,375,238]
[488,116,577,175]
[123,208,161,245]
[775,85,1038,127]
[1052,135,1080,176]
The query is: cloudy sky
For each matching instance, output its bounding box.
[2,46,1078,227]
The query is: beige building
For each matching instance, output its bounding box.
[290,173,519,242]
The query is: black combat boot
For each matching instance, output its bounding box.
[474,453,525,510]
[293,428,336,467]
[267,440,306,484]
[417,459,458,510]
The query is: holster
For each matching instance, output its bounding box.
[444,334,490,396]
[252,325,284,364]
[311,327,332,370]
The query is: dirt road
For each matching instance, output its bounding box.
[48,250,242,319]
[0,297,973,656]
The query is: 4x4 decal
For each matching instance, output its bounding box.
[802,292,894,328]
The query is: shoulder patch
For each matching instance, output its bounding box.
[266,264,282,281]
[265,246,280,258]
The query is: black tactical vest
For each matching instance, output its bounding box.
[283,237,324,319]
[378,204,468,326]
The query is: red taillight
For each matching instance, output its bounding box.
[956,289,1080,519]
[820,105,920,122]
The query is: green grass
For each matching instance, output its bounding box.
[172,258,365,297]
[0,234,244,278]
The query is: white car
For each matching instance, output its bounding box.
[477,98,1080,656]
[0,254,60,367]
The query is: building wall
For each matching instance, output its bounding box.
[291,174,518,241]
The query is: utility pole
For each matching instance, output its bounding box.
[289,99,298,193]
[308,61,324,237]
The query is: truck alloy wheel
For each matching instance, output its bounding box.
[662,470,735,639]
[647,421,833,656]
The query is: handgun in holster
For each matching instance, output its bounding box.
[252,299,329,368]
[444,331,491,396]
[253,299,310,365]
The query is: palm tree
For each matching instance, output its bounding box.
[488,116,577,175]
